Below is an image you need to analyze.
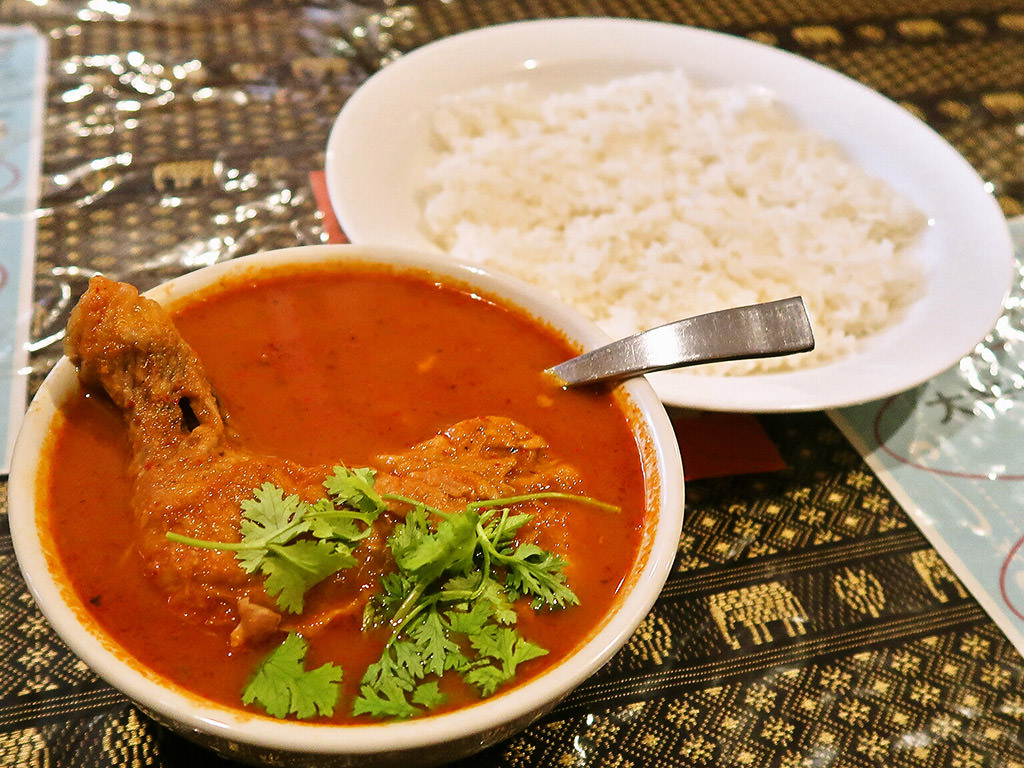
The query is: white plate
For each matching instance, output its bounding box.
[325,18,1015,412]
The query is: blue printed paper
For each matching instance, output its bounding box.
[831,216,1024,654]
[0,26,45,473]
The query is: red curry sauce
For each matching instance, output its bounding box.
[44,265,648,722]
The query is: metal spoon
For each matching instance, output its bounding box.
[547,296,815,387]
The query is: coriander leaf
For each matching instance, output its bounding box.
[236,484,312,573]
[391,638,427,682]
[392,511,479,586]
[362,641,419,690]
[475,577,518,625]
[499,544,579,609]
[468,625,513,665]
[445,600,491,637]
[354,644,421,720]
[411,681,446,709]
[470,625,548,679]
[463,664,508,698]
[352,679,420,719]
[353,484,608,720]
[444,587,517,636]
[483,511,534,548]
[171,467,386,616]
[242,632,342,719]
[380,571,416,616]
[306,499,375,542]
[332,541,358,564]
[503,632,548,673]
[261,539,355,614]
[324,465,387,517]
[388,507,432,565]
[439,572,485,602]
[408,608,463,677]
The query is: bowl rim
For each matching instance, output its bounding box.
[9,243,684,755]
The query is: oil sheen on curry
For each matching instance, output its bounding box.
[43,264,648,723]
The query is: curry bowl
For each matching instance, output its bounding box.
[9,244,684,767]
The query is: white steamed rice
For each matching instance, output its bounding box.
[419,69,926,374]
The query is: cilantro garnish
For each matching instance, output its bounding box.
[242,632,342,719]
[352,491,614,719]
[166,465,386,613]
[167,463,619,722]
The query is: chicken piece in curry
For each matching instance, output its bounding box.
[64,276,582,648]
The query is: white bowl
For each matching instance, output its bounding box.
[325,18,1014,413]
[9,244,684,767]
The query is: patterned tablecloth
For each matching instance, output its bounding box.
[0,1,1023,766]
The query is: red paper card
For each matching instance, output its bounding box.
[310,170,347,244]
[671,409,786,480]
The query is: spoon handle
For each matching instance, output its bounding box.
[548,296,815,387]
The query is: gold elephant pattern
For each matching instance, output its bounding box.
[152,160,217,192]
[833,567,886,618]
[911,549,968,603]
[708,582,809,650]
